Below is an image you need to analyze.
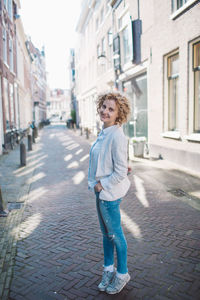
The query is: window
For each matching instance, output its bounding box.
[100,7,104,23]
[122,26,131,64]
[9,38,14,72]
[3,0,7,9]
[167,53,179,131]
[106,0,110,12]
[9,83,14,126]
[172,0,187,11]
[8,0,12,20]
[113,34,121,71]
[96,18,99,31]
[118,12,129,31]
[123,74,148,138]
[107,28,112,46]
[14,83,20,129]
[107,29,113,68]
[3,28,7,64]
[4,78,10,130]
[193,42,200,132]
[171,0,198,14]
[97,44,101,58]
[101,37,105,55]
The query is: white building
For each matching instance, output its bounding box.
[75,0,200,173]
[47,89,71,121]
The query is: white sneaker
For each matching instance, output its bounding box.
[98,270,115,292]
[106,273,130,294]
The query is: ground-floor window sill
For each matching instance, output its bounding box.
[184,134,200,142]
[162,131,181,140]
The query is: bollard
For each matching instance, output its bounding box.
[20,141,26,166]
[86,128,89,139]
[32,130,35,143]
[28,134,32,151]
[34,127,38,138]
[0,187,8,217]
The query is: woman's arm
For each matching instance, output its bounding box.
[100,133,128,191]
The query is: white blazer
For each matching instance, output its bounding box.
[96,125,130,201]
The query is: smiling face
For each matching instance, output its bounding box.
[99,99,119,128]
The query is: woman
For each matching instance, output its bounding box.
[88,92,131,294]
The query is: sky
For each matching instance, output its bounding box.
[20,0,82,90]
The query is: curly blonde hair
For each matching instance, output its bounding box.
[96,92,131,125]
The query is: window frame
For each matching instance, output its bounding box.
[162,50,181,139]
[8,0,12,20]
[3,28,7,64]
[193,41,200,133]
[3,78,10,131]
[167,53,179,132]
[96,18,99,31]
[97,44,101,58]
[9,37,14,72]
[171,0,199,20]
[100,7,104,23]
[3,0,7,9]
[101,37,105,56]
[122,25,131,64]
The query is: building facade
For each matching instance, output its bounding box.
[75,0,200,173]
[0,0,48,155]
[0,0,20,152]
[15,15,32,132]
[47,89,71,122]
[26,39,47,126]
[68,48,79,125]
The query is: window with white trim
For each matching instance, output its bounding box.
[8,0,12,20]
[107,28,112,68]
[9,38,14,72]
[106,0,110,12]
[3,28,7,64]
[96,18,99,31]
[9,83,14,126]
[3,0,7,9]
[193,42,200,132]
[172,0,188,12]
[171,0,198,18]
[122,26,131,64]
[118,11,133,66]
[4,78,10,130]
[167,53,179,131]
[100,7,104,23]
[101,37,105,55]
[97,44,101,58]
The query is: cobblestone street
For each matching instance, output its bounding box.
[0,124,200,300]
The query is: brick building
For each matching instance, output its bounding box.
[0,0,20,153]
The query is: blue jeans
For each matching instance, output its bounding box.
[96,192,128,274]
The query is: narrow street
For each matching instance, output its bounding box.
[1,124,200,300]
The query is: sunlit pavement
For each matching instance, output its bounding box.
[0,124,200,300]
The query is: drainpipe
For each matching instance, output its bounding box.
[137,0,140,19]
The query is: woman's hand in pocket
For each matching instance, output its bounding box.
[94,182,103,192]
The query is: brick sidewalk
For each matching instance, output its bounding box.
[0,133,43,299]
[1,124,200,299]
